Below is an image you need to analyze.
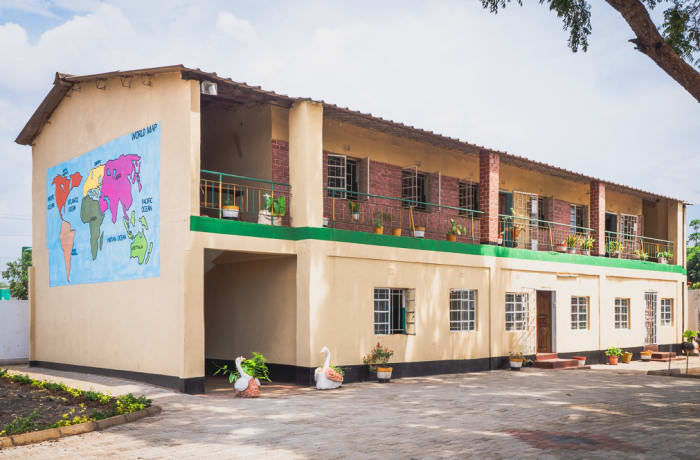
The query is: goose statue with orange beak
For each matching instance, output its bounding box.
[234,356,260,398]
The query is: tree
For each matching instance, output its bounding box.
[689,218,700,247]
[687,219,700,287]
[481,0,700,102]
[1,249,32,300]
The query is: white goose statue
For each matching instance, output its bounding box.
[234,356,260,398]
[315,346,343,390]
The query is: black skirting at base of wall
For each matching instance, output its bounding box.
[29,361,205,395]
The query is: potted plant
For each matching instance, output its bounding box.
[621,350,633,363]
[363,342,394,383]
[556,240,568,253]
[392,227,402,236]
[657,250,672,264]
[414,225,426,238]
[572,355,586,367]
[446,218,463,242]
[509,351,524,371]
[498,232,504,246]
[605,346,622,365]
[565,234,580,254]
[681,329,699,355]
[640,350,653,361]
[213,352,272,385]
[258,194,286,225]
[373,218,384,234]
[607,240,623,258]
[581,237,595,256]
[222,198,240,219]
[633,249,648,261]
[348,200,360,221]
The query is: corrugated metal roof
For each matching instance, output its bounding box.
[15,65,688,203]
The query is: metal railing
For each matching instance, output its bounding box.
[604,231,674,261]
[200,170,291,225]
[324,188,482,243]
[497,214,592,252]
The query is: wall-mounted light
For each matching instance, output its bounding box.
[200,81,218,96]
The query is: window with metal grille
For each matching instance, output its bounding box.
[614,298,630,329]
[505,293,528,331]
[458,182,478,215]
[569,204,586,233]
[346,158,359,200]
[660,298,673,326]
[571,296,588,330]
[537,197,546,221]
[450,289,477,331]
[374,288,411,335]
[402,170,426,210]
[327,154,346,198]
[620,214,637,239]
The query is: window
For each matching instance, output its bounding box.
[620,214,637,238]
[327,154,359,199]
[537,197,546,222]
[505,293,528,331]
[402,170,426,210]
[458,182,478,215]
[571,296,588,330]
[450,289,477,331]
[615,298,630,329]
[569,204,586,233]
[374,288,409,334]
[661,298,673,326]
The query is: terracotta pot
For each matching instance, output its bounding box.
[621,352,632,364]
[446,233,457,242]
[556,245,567,253]
[572,356,586,366]
[608,355,619,365]
[392,228,402,236]
[374,227,383,235]
[377,367,393,382]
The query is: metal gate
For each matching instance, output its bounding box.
[644,292,657,345]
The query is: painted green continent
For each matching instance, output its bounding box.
[130,231,148,264]
[139,215,148,230]
[80,197,105,261]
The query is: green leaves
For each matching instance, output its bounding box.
[662,1,700,66]
[1,249,31,300]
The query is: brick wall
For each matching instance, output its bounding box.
[590,181,605,255]
[271,139,289,184]
[479,150,499,244]
[552,199,571,227]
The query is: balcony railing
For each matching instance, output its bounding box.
[200,170,290,225]
[604,231,674,262]
[324,189,482,243]
[497,214,592,252]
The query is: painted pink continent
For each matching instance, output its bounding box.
[99,154,142,224]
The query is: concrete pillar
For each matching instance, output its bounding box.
[479,150,500,245]
[667,201,686,267]
[589,181,605,256]
[289,100,323,227]
[181,247,205,393]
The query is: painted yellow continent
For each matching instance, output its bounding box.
[83,165,105,198]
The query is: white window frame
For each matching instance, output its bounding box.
[450,289,477,332]
[374,288,390,335]
[660,298,673,326]
[615,298,630,329]
[620,214,638,239]
[327,154,346,198]
[571,296,588,330]
[505,292,528,331]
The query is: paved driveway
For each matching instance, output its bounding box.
[1,365,699,459]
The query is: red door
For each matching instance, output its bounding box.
[537,291,551,353]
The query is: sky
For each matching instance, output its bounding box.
[0,0,699,277]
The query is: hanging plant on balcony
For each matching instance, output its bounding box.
[446,218,463,242]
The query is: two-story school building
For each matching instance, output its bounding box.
[17,65,688,393]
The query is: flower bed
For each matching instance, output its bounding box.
[0,369,151,438]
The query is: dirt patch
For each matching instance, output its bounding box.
[0,378,108,429]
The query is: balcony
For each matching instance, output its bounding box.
[604,231,674,263]
[497,214,592,253]
[200,170,291,225]
[324,189,481,244]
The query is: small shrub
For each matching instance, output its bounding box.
[330,365,345,377]
[1,410,38,436]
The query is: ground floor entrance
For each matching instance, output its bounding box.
[536,290,553,353]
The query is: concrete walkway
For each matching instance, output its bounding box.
[589,356,700,373]
[1,365,699,459]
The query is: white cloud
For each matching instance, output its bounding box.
[215,11,257,43]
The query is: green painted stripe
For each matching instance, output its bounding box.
[190,216,686,275]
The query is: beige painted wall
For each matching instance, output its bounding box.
[204,255,297,365]
[499,163,589,205]
[201,103,272,180]
[31,71,200,378]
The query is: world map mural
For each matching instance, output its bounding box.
[46,123,160,286]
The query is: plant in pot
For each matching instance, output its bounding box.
[213,352,272,385]
[446,218,463,242]
[607,240,623,258]
[681,329,699,356]
[657,250,672,265]
[373,218,384,234]
[258,194,286,226]
[634,249,649,261]
[508,351,524,371]
[363,342,394,383]
[621,350,633,363]
[605,346,622,365]
[222,198,240,219]
[348,200,360,221]
[565,234,580,254]
[581,237,595,256]
[556,240,568,253]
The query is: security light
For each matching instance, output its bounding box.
[200,81,218,96]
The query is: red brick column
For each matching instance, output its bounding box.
[479,150,499,245]
[271,139,290,184]
[589,181,605,256]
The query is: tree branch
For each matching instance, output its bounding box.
[606,0,700,102]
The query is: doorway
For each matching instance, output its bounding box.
[644,292,658,345]
[536,291,553,353]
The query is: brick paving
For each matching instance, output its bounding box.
[1,365,699,459]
